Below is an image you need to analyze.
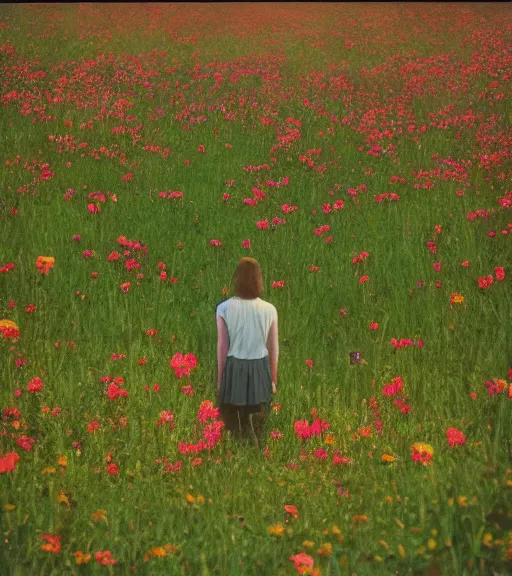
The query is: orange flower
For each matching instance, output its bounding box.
[284,504,299,519]
[36,256,55,275]
[40,533,61,554]
[358,426,372,438]
[353,515,369,525]
[450,293,464,304]
[144,546,167,561]
[91,509,108,524]
[381,454,396,463]
[95,550,116,565]
[267,523,285,536]
[74,550,92,565]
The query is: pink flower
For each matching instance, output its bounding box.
[359,275,369,284]
[210,239,222,247]
[242,239,251,249]
[88,203,100,214]
[369,322,379,330]
[314,448,328,460]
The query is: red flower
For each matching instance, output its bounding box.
[27,377,43,393]
[369,322,379,330]
[477,275,494,289]
[88,203,100,214]
[87,420,100,433]
[0,452,20,473]
[95,551,117,565]
[170,352,197,379]
[16,435,35,451]
[494,267,505,281]
[40,533,61,554]
[446,427,466,446]
[107,463,119,475]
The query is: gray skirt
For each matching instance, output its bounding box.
[217,355,272,411]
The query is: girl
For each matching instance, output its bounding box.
[216,257,278,445]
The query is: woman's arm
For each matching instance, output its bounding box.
[217,315,229,392]
[266,318,279,389]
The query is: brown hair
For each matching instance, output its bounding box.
[232,257,263,299]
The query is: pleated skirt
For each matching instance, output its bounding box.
[217,355,272,412]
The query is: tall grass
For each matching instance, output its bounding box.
[1,3,511,575]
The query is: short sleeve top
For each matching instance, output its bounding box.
[216,297,277,360]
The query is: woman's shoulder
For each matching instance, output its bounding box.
[216,297,234,314]
[257,298,277,314]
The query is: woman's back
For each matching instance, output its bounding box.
[216,296,277,360]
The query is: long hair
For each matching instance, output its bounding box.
[232,257,263,299]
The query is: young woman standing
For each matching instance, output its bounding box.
[216,257,278,445]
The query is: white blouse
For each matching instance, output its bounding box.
[216,297,278,360]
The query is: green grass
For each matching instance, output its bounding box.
[0,3,511,575]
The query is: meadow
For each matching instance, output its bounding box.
[0,3,511,574]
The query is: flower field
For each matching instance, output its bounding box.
[1,3,512,574]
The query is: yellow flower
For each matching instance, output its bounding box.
[447,497,454,507]
[185,493,195,504]
[411,442,434,456]
[482,533,493,548]
[317,542,333,556]
[196,495,205,505]
[57,455,68,467]
[398,544,406,558]
[74,551,91,565]
[427,538,437,550]
[385,496,393,503]
[450,293,464,304]
[431,529,438,537]
[267,524,285,537]
[378,540,389,550]
[41,467,56,475]
[302,540,315,549]
[457,496,468,507]
[444,539,452,547]
[331,524,342,535]
[0,319,19,339]
[382,453,396,463]
[56,492,70,508]
[3,504,16,512]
